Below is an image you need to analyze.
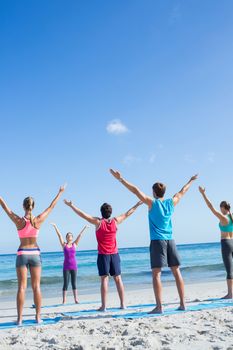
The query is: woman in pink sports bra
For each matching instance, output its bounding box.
[0,184,66,325]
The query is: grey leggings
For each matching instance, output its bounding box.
[63,270,77,291]
[221,239,233,279]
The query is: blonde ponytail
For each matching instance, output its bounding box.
[23,196,35,227]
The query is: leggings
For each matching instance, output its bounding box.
[221,239,233,279]
[63,270,77,291]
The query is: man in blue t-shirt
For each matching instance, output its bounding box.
[110,169,198,313]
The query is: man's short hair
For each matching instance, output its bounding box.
[100,203,112,219]
[152,182,166,198]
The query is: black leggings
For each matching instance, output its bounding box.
[221,239,233,279]
[63,270,77,291]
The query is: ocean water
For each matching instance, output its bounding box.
[0,242,225,299]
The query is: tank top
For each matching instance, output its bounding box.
[219,215,233,232]
[63,243,77,270]
[148,198,174,240]
[96,218,118,254]
[18,217,39,238]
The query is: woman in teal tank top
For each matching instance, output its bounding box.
[199,186,233,299]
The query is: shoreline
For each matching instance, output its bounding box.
[0,274,225,303]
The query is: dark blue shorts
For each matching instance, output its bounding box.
[97,253,121,276]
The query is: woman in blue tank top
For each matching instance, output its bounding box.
[199,186,233,299]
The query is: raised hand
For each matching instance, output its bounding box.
[198,186,205,194]
[50,223,57,227]
[190,174,198,181]
[59,184,67,193]
[64,199,72,207]
[109,169,122,180]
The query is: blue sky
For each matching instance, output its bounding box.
[0,0,233,254]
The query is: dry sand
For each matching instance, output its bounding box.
[1,280,233,349]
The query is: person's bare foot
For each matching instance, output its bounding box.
[75,300,79,304]
[16,318,22,326]
[36,319,43,324]
[120,305,127,310]
[177,304,185,311]
[98,306,106,312]
[221,294,232,299]
[148,306,162,314]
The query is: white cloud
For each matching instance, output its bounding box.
[106,119,129,135]
[123,154,141,166]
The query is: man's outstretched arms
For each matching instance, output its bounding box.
[115,201,143,224]
[173,174,198,206]
[110,169,153,207]
[64,200,100,226]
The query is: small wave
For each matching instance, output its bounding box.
[181,263,224,273]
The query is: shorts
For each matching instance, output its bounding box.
[97,253,121,276]
[150,240,181,269]
[16,248,42,268]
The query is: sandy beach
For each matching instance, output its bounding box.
[1,280,233,349]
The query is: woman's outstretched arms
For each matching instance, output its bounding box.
[109,169,153,207]
[115,201,143,224]
[34,184,67,228]
[173,175,198,206]
[73,225,90,246]
[51,223,65,248]
[0,197,22,227]
[198,186,228,225]
[64,200,100,226]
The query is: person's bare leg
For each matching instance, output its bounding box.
[222,279,233,299]
[149,268,163,314]
[30,266,42,323]
[62,290,67,304]
[98,275,108,311]
[16,267,28,325]
[72,289,79,303]
[170,266,185,310]
[113,275,125,308]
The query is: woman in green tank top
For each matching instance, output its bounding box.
[199,186,233,299]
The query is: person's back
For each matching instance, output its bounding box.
[149,198,174,240]
[96,218,118,255]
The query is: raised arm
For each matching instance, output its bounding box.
[115,201,143,224]
[73,225,90,246]
[110,169,153,207]
[198,187,228,225]
[34,184,66,228]
[64,200,100,226]
[0,197,23,228]
[51,223,65,248]
[173,175,198,206]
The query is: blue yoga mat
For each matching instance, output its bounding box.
[62,306,129,317]
[112,301,233,319]
[0,316,61,330]
[32,301,100,309]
